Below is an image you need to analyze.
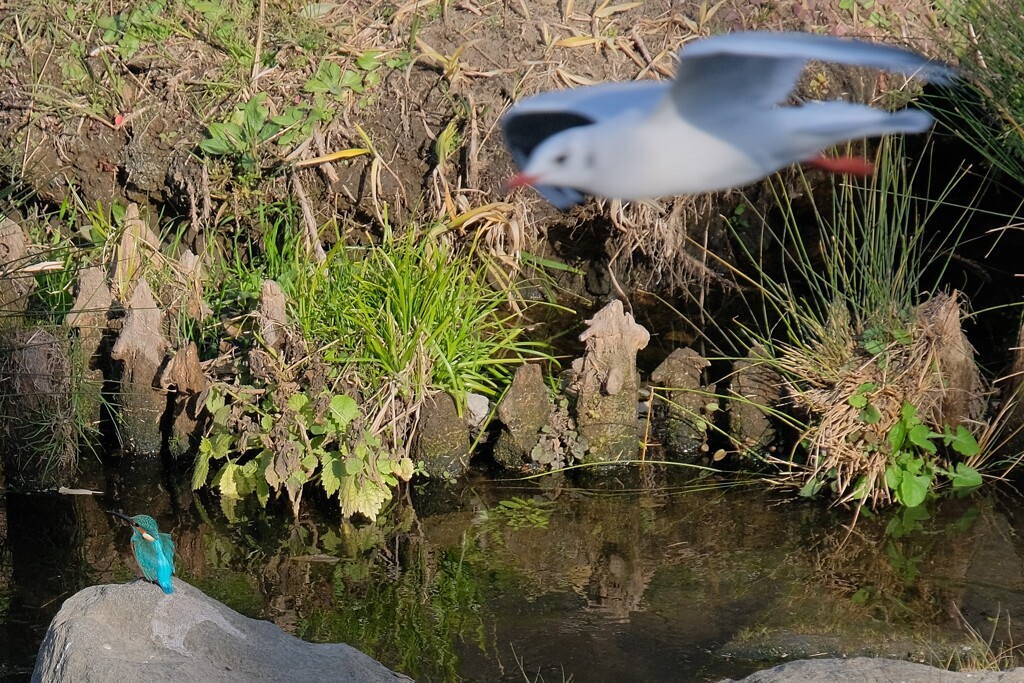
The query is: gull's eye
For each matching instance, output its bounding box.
[554,153,568,165]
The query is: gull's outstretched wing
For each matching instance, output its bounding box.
[669,31,956,124]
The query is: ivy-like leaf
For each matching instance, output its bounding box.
[287,392,310,412]
[885,464,902,492]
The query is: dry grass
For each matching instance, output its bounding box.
[0,0,957,289]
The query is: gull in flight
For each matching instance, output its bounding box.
[501,31,955,209]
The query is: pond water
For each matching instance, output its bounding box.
[2,457,1024,682]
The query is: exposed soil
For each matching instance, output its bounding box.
[0,0,955,291]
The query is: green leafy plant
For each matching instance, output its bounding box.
[193,384,414,521]
[97,1,175,59]
[884,403,982,507]
[199,94,323,175]
[713,134,999,508]
[304,51,398,107]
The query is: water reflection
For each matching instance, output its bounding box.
[2,460,1023,682]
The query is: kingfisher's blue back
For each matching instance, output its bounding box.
[110,512,176,594]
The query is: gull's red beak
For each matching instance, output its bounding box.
[502,172,539,193]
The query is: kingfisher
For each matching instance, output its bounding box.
[108,511,176,594]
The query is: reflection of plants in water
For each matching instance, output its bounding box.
[811,504,982,626]
[297,537,488,681]
[490,497,554,529]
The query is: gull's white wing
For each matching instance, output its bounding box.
[670,31,956,123]
[501,81,669,208]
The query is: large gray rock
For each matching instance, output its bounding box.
[32,579,411,683]
[719,657,1024,682]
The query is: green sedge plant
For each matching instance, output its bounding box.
[722,135,993,509]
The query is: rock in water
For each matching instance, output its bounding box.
[716,656,1024,682]
[32,580,411,683]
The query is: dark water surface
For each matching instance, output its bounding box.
[3,457,1024,682]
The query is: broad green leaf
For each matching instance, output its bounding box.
[339,70,363,91]
[901,402,918,423]
[949,426,980,457]
[339,474,390,521]
[255,475,270,507]
[951,463,982,490]
[344,457,364,475]
[286,469,309,488]
[242,94,269,137]
[397,457,414,480]
[800,478,822,498]
[850,475,870,501]
[356,51,381,71]
[848,394,867,409]
[898,473,931,508]
[218,461,243,498]
[287,392,310,412]
[885,465,902,491]
[206,387,226,413]
[860,405,881,424]
[328,394,358,432]
[205,431,233,460]
[272,107,306,127]
[321,454,344,496]
[889,418,907,451]
[908,424,937,453]
[200,122,245,155]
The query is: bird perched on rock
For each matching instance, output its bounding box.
[108,511,176,594]
[501,31,956,209]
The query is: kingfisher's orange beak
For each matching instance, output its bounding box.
[502,172,539,192]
